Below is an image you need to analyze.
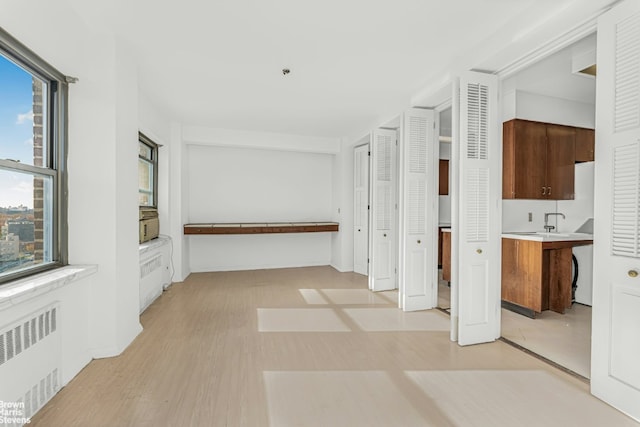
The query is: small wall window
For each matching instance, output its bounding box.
[138,133,158,208]
[0,27,68,285]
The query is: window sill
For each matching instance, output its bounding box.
[139,235,171,256]
[0,265,98,310]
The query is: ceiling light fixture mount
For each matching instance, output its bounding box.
[282,68,290,76]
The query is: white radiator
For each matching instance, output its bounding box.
[0,304,61,426]
[140,252,169,313]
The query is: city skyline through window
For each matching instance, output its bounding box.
[0,53,38,209]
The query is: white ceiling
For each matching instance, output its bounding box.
[69,0,607,139]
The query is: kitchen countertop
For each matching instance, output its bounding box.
[437,229,592,242]
[502,231,593,242]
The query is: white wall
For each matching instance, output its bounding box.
[331,136,359,272]
[557,162,595,232]
[0,0,145,398]
[186,144,334,271]
[502,90,595,128]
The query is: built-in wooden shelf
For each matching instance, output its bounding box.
[184,222,339,235]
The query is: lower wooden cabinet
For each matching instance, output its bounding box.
[439,160,449,195]
[501,237,593,316]
[501,239,546,313]
[442,231,451,282]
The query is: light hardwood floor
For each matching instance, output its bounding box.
[31,266,637,426]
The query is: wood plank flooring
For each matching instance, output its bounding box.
[31,266,637,426]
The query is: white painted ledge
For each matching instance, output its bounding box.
[139,235,171,256]
[0,265,98,310]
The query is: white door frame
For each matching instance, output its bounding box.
[450,71,502,346]
[369,128,398,292]
[590,1,640,421]
[353,143,370,276]
[398,108,439,311]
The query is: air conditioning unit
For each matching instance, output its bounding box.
[139,208,159,243]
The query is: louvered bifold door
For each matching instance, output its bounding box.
[399,108,438,311]
[455,71,501,346]
[369,129,397,292]
[354,144,370,276]
[592,1,640,420]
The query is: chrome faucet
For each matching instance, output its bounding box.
[544,212,565,232]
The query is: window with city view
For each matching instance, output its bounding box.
[138,133,158,208]
[0,29,67,284]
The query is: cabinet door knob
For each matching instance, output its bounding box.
[476,249,483,254]
[358,229,361,232]
[629,270,638,278]
[417,240,421,244]
[542,187,546,196]
[383,233,387,237]
[548,186,551,196]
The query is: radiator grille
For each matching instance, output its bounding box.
[0,304,61,425]
[140,254,163,279]
[0,306,57,367]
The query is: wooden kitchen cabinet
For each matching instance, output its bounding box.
[441,230,451,282]
[575,127,595,162]
[501,237,593,317]
[503,119,576,200]
[545,124,575,200]
[501,239,546,313]
[439,160,449,195]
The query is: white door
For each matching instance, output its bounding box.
[369,129,397,292]
[354,143,370,276]
[451,71,501,346]
[399,108,439,311]
[592,1,640,420]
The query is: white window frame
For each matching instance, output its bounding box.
[0,27,68,285]
[138,132,158,209]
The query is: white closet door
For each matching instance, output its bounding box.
[399,108,438,311]
[354,144,370,276]
[369,129,397,292]
[453,71,501,346]
[592,1,640,420]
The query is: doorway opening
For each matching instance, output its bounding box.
[437,107,452,313]
[499,32,596,380]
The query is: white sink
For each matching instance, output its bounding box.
[502,231,593,242]
[536,232,570,237]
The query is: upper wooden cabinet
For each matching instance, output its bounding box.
[503,119,577,200]
[575,127,595,162]
[545,124,575,200]
[439,159,449,195]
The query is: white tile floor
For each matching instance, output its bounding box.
[437,269,592,379]
[501,304,592,379]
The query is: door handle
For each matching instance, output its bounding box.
[629,270,638,278]
[542,187,546,196]
[548,186,551,196]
